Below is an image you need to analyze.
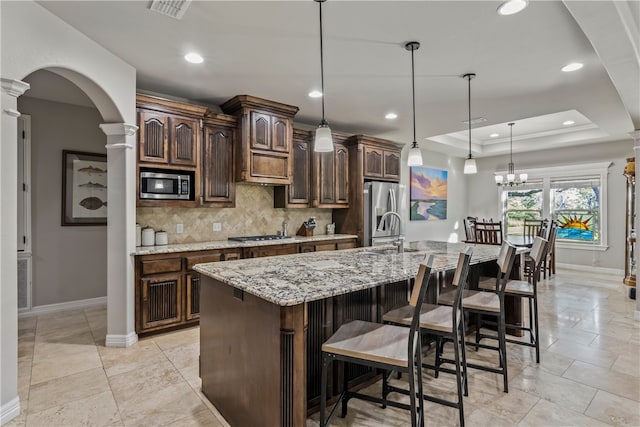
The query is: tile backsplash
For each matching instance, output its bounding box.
[136,184,333,244]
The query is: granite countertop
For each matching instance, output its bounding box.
[132,234,358,256]
[194,241,507,306]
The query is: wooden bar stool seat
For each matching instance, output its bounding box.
[382,248,473,427]
[320,256,440,427]
[479,279,533,296]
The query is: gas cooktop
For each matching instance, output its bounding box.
[228,235,293,242]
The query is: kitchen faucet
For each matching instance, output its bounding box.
[376,211,405,253]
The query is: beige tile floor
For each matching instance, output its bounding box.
[6,268,639,427]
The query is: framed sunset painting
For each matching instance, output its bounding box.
[410,166,447,221]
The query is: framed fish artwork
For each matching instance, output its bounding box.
[62,150,107,226]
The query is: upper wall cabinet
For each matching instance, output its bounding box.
[137,94,208,169]
[202,114,237,207]
[347,135,403,183]
[311,134,349,208]
[274,128,312,208]
[221,95,299,185]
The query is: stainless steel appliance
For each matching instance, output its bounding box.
[140,170,191,200]
[364,181,407,247]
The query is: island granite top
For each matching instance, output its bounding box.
[194,241,513,306]
[132,234,358,256]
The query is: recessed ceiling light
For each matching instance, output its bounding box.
[308,90,323,98]
[184,52,203,64]
[563,120,575,125]
[489,133,500,138]
[497,0,528,16]
[385,112,398,120]
[561,62,583,72]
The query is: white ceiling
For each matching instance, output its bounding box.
[31,0,638,158]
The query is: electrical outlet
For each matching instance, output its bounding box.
[212,222,222,232]
[176,223,183,234]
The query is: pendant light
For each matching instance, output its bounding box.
[495,122,528,186]
[313,0,333,152]
[406,41,423,166]
[463,73,477,174]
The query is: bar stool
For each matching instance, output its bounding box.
[319,256,437,427]
[439,242,517,393]
[480,236,548,363]
[382,248,473,427]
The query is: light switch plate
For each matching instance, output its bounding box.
[176,223,183,234]
[213,222,222,232]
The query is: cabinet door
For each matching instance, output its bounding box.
[223,251,241,261]
[383,150,401,181]
[185,273,200,321]
[250,112,271,150]
[139,111,169,164]
[203,126,235,205]
[271,115,290,152]
[170,117,199,167]
[289,139,310,204]
[141,273,183,330]
[363,146,383,178]
[335,145,349,205]
[318,150,336,205]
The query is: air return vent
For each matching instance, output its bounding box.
[149,0,192,19]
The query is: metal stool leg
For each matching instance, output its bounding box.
[320,355,329,427]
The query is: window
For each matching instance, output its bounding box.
[503,183,543,236]
[499,162,610,251]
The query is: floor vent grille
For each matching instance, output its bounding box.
[149,0,192,19]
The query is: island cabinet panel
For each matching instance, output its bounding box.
[221,95,298,185]
[202,124,235,207]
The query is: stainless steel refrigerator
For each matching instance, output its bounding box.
[363,181,407,247]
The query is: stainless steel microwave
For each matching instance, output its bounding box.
[140,171,191,200]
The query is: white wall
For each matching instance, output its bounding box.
[1,1,136,422]
[18,97,107,306]
[468,139,633,270]
[402,146,468,243]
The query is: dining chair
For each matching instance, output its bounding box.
[382,248,473,427]
[319,256,437,427]
[439,242,517,393]
[463,217,477,243]
[474,221,503,245]
[480,237,548,363]
[523,218,546,239]
[543,221,558,278]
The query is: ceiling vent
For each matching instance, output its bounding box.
[149,0,192,19]
[463,117,488,125]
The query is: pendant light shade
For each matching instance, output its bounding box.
[405,41,422,166]
[313,0,333,152]
[463,73,477,174]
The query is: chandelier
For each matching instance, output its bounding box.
[495,122,527,186]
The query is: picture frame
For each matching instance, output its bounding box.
[62,150,107,226]
[410,166,448,221]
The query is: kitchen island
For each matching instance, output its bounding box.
[194,241,512,427]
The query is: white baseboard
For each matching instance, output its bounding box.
[556,263,624,276]
[18,296,107,318]
[0,397,21,426]
[105,331,138,348]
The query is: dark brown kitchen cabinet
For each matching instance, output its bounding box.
[185,273,200,321]
[299,238,357,253]
[312,136,349,208]
[243,243,299,258]
[202,116,236,207]
[138,110,170,164]
[140,273,183,330]
[221,95,299,185]
[274,129,311,208]
[363,144,401,181]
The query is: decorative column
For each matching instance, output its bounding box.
[99,123,138,347]
[632,130,640,319]
[0,78,29,424]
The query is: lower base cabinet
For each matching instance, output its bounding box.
[135,238,357,335]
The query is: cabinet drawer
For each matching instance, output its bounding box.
[186,253,223,270]
[140,257,182,275]
[315,243,337,252]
